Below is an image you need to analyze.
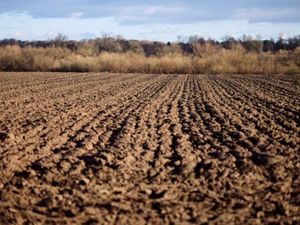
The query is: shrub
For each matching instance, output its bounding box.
[59,55,99,72]
[0,44,299,74]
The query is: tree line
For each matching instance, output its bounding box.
[0,34,300,57]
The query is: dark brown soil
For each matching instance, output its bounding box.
[0,72,299,224]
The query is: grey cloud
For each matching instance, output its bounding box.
[0,0,300,24]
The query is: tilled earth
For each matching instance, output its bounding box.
[0,72,299,225]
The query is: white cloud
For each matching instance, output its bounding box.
[232,8,299,22]
[118,5,184,17]
[143,6,183,15]
[1,11,300,41]
[113,5,186,24]
[69,11,84,18]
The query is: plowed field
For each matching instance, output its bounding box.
[0,72,299,225]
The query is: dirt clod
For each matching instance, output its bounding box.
[0,72,299,224]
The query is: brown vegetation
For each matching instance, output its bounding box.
[0,45,299,74]
[0,36,300,74]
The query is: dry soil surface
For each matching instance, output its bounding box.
[0,72,299,225]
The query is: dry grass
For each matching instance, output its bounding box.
[0,45,299,74]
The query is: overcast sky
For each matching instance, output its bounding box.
[0,0,300,41]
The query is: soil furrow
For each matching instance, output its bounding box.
[0,72,299,225]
